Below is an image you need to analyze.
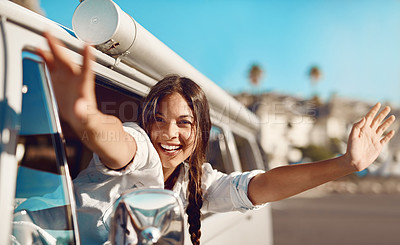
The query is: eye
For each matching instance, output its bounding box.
[154,116,165,123]
[178,120,193,127]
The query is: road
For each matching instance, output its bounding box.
[271,190,400,245]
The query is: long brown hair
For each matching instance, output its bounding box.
[141,75,211,245]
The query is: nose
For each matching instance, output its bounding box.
[162,121,179,140]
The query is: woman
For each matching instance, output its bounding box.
[39,33,395,245]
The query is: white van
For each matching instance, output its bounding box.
[0,1,273,244]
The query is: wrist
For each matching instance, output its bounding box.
[67,103,102,135]
[341,153,359,173]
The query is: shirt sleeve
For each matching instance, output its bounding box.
[202,163,268,213]
[92,122,160,176]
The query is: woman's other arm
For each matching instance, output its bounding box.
[248,103,395,204]
[37,33,136,170]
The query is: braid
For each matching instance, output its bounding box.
[186,160,203,245]
[164,164,182,190]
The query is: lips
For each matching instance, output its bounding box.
[159,143,182,153]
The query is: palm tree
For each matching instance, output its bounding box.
[248,63,264,87]
[309,65,322,86]
[309,65,323,106]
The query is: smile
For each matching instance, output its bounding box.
[160,144,182,152]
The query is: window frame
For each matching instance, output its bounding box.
[207,125,235,174]
[230,126,265,172]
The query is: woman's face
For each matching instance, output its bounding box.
[150,92,196,176]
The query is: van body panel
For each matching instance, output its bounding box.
[201,207,273,245]
[0,15,21,245]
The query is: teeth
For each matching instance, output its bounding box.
[161,144,180,151]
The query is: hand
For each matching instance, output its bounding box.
[36,32,137,168]
[37,32,97,126]
[345,103,395,171]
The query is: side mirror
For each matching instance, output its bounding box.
[12,210,57,245]
[109,188,184,245]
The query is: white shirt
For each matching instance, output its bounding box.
[173,162,267,213]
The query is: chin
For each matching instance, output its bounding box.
[161,159,182,169]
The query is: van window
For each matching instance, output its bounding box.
[95,77,142,123]
[206,126,234,173]
[13,53,77,244]
[233,133,258,171]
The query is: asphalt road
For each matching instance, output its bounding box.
[271,191,400,245]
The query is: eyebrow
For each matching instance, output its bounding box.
[155,112,194,119]
[179,115,194,119]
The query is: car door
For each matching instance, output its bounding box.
[200,124,273,245]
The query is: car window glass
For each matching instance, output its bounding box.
[12,53,77,244]
[206,126,234,173]
[233,133,258,171]
[19,54,55,135]
[95,78,142,123]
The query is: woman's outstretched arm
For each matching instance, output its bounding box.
[37,33,136,170]
[248,103,395,205]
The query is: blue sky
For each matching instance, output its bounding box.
[40,0,400,105]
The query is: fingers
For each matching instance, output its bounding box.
[355,117,366,129]
[366,102,396,145]
[365,102,381,125]
[35,32,70,73]
[381,130,395,145]
[376,115,395,136]
[370,106,391,129]
[350,117,366,138]
[353,103,395,138]
[80,44,94,81]
[39,32,94,80]
[36,47,54,69]
[43,32,70,65]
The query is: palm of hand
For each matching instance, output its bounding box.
[54,64,96,125]
[346,103,395,172]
